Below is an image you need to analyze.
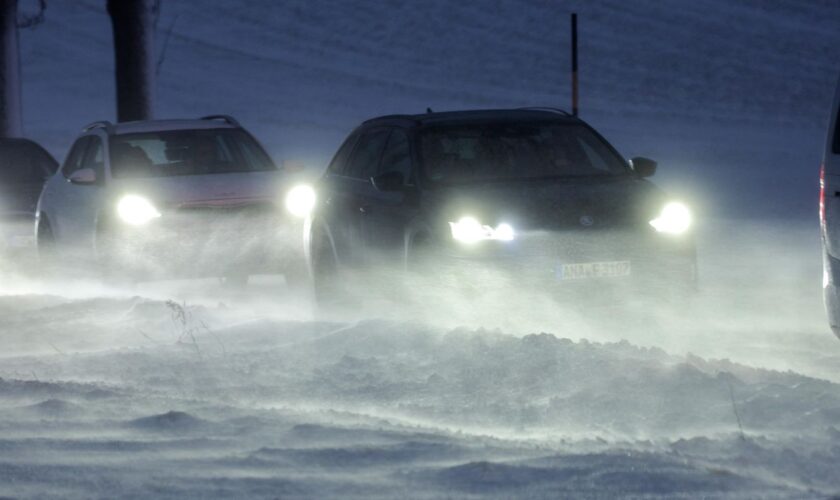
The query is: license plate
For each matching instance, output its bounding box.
[556,260,631,280]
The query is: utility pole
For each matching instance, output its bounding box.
[107,0,155,122]
[0,0,22,137]
[571,13,578,117]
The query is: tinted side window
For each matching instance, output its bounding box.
[110,129,276,179]
[346,128,390,180]
[834,107,840,154]
[62,137,91,178]
[576,136,612,172]
[328,132,360,176]
[236,133,275,171]
[378,129,412,184]
[82,136,105,178]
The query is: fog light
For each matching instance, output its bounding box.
[117,195,160,225]
[285,185,316,218]
[449,216,515,243]
[650,201,691,235]
[450,216,484,243]
[495,223,515,241]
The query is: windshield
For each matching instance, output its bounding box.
[110,129,275,179]
[419,122,630,184]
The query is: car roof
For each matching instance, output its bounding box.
[81,116,241,136]
[111,119,237,135]
[362,108,581,127]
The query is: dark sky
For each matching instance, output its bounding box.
[18,0,840,217]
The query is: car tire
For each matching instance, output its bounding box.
[405,233,433,273]
[95,221,135,285]
[36,217,60,277]
[311,227,354,309]
[403,235,453,303]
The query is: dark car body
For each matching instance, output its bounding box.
[0,138,58,254]
[306,109,696,301]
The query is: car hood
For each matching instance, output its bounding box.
[423,176,667,231]
[109,171,286,209]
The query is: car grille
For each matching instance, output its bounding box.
[163,202,281,238]
[437,228,693,286]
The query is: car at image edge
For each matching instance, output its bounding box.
[821,74,840,339]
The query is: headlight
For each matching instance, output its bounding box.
[285,184,316,218]
[117,195,161,225]
[649,201,691,235]
[449,216,515,243]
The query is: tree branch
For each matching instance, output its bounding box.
[156,13,178,76]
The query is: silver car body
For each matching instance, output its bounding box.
[36,117,298,278]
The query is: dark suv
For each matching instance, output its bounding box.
[0,138,58,256]
[305,108,696,303]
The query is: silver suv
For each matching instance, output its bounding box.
[36,116,302,283]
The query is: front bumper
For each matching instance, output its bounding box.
[99,204,304,278]
[423,228,696,297]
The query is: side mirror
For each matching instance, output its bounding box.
[68,168,97,185]
[630,157,657,178]
[371,171,404,192]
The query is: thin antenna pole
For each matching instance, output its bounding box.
[571,13,579,117]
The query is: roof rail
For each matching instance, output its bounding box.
[362,114,416,124]
[200,115,241,127]
[82,120,114,133]
[516,107,572,116]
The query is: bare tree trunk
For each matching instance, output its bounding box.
[107,0,155,122]
[0,0,22,137]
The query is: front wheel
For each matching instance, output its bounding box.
[310,229,355,310]
[36,217,60,277]
[95,223,140,286]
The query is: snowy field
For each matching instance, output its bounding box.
[1,220,839,498]
[3,0,840,497]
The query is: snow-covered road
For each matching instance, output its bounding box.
[1,219,838,498]
[4,0,837,495]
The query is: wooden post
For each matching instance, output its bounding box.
[571,13,578,117]
[107,0,155,122]
[0,0,22,137]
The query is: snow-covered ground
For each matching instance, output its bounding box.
[3,0,840,497]
[1,220,839,498]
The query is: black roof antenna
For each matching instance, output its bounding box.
[426,107,433,114]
